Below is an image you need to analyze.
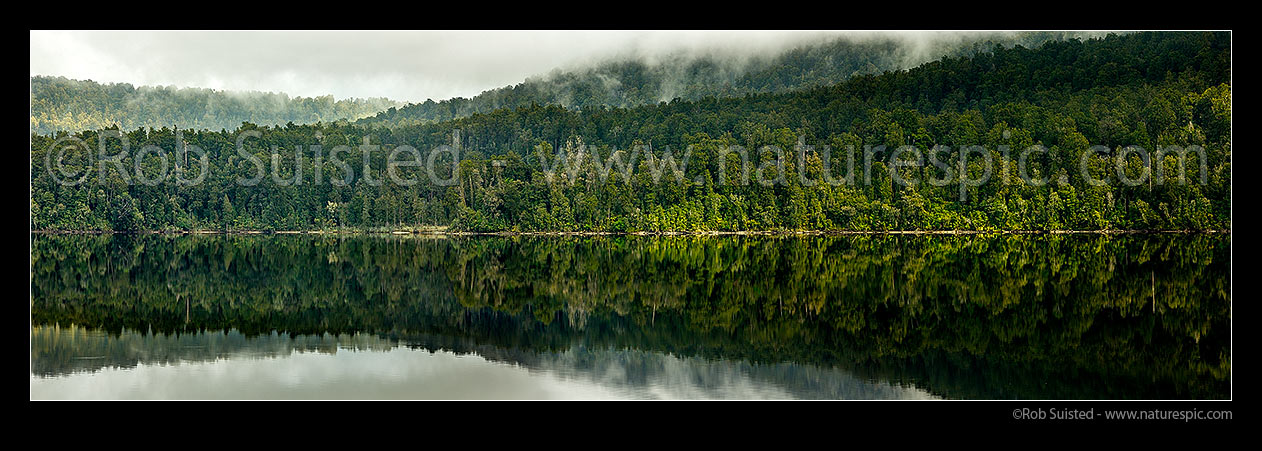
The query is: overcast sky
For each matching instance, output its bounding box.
[30,30,876,103]
[32,30,1099,103]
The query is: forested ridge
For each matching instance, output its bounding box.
[31,32,1094,135]
[358,31,1104,126]
[29,76,402,135]
[31,31,1231,233]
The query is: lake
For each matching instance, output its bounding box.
[30,233,1231,399]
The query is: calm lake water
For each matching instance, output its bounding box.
[30,233,1230,399]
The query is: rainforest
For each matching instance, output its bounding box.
[30,30,1231,403]
[31,31,1230,234]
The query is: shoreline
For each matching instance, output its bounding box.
[30,229,1232,236]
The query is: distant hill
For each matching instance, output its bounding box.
[29,76,403,135]
[358,31,1111,127]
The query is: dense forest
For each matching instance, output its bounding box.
[29,76,402,135]
[30,31,1231,233]
[358,31,1106,126]
[31,233,1231,398]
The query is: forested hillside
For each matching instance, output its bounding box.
[30,76,402,135]
[31,32,1230,233]
[358,31,1106,126]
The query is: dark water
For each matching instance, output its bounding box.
[30,233,1231,399]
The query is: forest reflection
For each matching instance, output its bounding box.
[30,325,936,400]
[30,233,1230,399]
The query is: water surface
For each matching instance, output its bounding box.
[30,233,1231,399]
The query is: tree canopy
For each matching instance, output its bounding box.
[31,31,1231,233]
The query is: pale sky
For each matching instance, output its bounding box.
[30,30,865,103]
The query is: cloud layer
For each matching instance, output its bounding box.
[30,30,1099,103]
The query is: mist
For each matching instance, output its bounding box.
[29,30,1114,104]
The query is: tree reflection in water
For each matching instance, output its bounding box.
[31,233,1230,399]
